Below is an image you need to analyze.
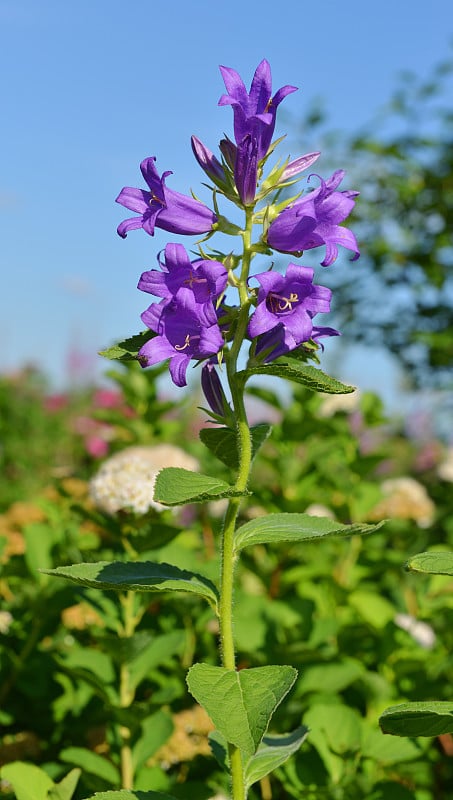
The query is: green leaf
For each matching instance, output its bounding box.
[303,703,362,755]
[48,769,81,800]
[362,727,421,764]
[298,659,365,694]
[59,747,120,785]
[153,467,249,505]
[349,590,396,629]
[240,363,355,394]
[199,423,272,469]
[0,762,53,800]
[99,331,155,362]
[244,726,309,790]
[128,631,186,691]
[132,711,174,771]
[406,551,453,576]
[379,701,453,736]
[234,512,385,551]
[82,793,178,800]
[187,663,297,759]
[43,561,218,607]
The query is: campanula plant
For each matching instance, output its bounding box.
[46,59,383,800]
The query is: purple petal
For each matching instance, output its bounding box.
[138,335,175,365]
[249,59,272,114]
[218,65,248,106]
[115,186,150,214]
[157,188,217,235]
[319,225,360,267]
[169,353,191,387]
[137,269,170,297]
[117,216,145,239]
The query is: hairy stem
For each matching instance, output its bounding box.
[218,206,255,800]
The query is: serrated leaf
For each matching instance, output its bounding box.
[199,423,272,469]
[234,513,385,551]
[83,792,178,800]
[153,467,248,505]
[379,702,453,737]
[0,762,53,800]
[244,726,309,789]
[406,551,453,576]
[60,747,119,785]
[240,363,355,394]
[187,663,297,759]
[99,331,156,362]
[43,561,218,607]
[47,768,81,800]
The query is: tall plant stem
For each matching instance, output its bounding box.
[218,206,255,800]
[118,589,137,789]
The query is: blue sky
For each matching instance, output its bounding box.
[1,0,451,400]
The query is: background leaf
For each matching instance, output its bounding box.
[59,747,120,785]
[0,762,53,800]
[380,702,453,736]
[406,551,453,576]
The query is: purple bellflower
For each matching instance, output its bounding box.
[218,59,297,162]
[218,60,297,204]
[266,170,360,266]
[116,157,217,239]
[248,264,333,353]
[139,289,224,387]
[138,243,228,307]
[255,323,340,362]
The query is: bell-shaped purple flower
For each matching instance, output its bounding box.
[138,243,228,306]
[218,59,297,162]
[139,289,224,387]
[248,264,333,352]
[116,157,217,239]
[266,170,360,266]
[255,322,340,362]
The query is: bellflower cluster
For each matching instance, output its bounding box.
[116,59,360,399]
[137,243,227,387]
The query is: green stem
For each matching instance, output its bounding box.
[218,206,255,800]
[118,589,137,789]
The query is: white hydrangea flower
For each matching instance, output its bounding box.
[394,613,436,649]
[304,503,335,519]
[89,444,198,515]
[318,389,360,418]
[0,611,13,634]
[371,476,435,528]
[438,448,453,482]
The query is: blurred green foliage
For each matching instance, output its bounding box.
[1,363,452,799]
[293,54,453,389]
